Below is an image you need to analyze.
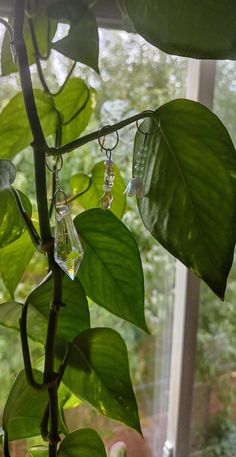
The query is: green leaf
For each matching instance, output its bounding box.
[50,0,99,72]
[0,189,32,248]
[63,328,141,432]
[70,173,90,197]
[2,369,47,440]
[0,301,21,332]
[0,229,36,297]
[137,99,236,298]
[124,0,236,59]
[1,15,57,75]
[74,209,147,331]
[0,301,46,344]
[54,78,96,144]
[0,160,16,189]
[70,161,126,219]
[58,429,107,457]
[27,274,90,343]
[29,447,48,457]
[0,90,58,159]
[58,382,81,410]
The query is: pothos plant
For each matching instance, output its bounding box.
[0,1,236,456]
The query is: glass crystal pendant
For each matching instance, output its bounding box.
[54,203,83,280]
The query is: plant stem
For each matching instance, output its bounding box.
[51,110,156,156]
[14,0,51,245]
[20,299,45,390]
[41,345,70,440]
[14,2,63,455]
[43,261,63,451]
[3,432,11,457]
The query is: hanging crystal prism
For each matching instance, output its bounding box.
[54,202,83,280]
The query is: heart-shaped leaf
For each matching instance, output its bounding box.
[74,208,147,331]
[124,0,236,59]
[137,99,236,298]
[63,328,141,433]
[58,429,107,457]
[0,90,58,159]
[50,0,99,72]
[0,160,16,190]
[70,161,126,219]
[0,189,32,248]
[2,370,47,440]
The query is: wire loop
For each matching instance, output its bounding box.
[136,119,159,135]
[46,154,63,173]
[98,125,119,151]
[54,189,68,212]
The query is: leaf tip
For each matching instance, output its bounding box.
[141,321,150,334]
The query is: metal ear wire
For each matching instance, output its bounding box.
[135,118,160,136]
[98,126,119,151]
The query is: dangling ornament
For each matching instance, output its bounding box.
[100,157,115,209]
[98,126,119,210]
[125,118,159,198]
[125,140,148,197]
[54,194,84,280]
[47,155,83,280]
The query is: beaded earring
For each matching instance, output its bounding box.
[98,127,119,210]
[125,119,159,198]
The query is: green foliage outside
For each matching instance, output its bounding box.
[0,1,236,456]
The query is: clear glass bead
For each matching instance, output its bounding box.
[100,191,113,209]
[54,204,83,280]
[124,178,144,197]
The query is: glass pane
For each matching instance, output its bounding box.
[190,60,236,457]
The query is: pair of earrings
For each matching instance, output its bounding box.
[98,119,158,208]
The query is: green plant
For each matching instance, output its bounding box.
[0,1,236,456]
[200,417,236,457]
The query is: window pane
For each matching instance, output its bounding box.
[190,60,236,457]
